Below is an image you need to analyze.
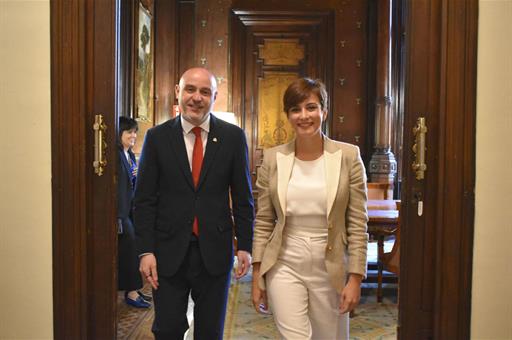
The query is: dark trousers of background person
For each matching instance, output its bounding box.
[118,217,142,291]
[152,237,231,340]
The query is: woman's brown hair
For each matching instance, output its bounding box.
[283,78,328,114]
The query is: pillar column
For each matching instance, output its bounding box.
[369,0,397,184]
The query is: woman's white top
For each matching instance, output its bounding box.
[285,156,328,236]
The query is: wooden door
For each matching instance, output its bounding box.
[51,0,118,338]
[398,0,477,338]
[231,10,334,186]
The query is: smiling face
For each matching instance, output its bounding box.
[121,128,137,150]
[175,68,218,126]
[287,93,327,139]
[283,78,329,140]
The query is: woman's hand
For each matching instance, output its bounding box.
[251,263,270,314]
[339,273,363,314]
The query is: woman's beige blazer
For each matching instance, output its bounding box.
[252,137,369,294]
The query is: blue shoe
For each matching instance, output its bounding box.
[137,290,152,302]
[125,293,151,308]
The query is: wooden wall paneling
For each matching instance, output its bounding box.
[194,0,232,111]
[331,1,369,155]
[229,10,266,176]
[244,23,257,180]
[302,31,316,77]
[229,9,245,126]
[331,5,348,142]
[365,0,377,162]
[178,1,196,76]
[232,0,326,9]
[154,0,178,123]
[230,1,370,157]
[317,11,335,138]
[353,1,369,156]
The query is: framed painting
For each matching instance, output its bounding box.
[134,0,154,122]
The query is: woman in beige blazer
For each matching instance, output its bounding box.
[252,78,368,339]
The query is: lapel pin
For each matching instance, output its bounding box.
[213,137,218,142]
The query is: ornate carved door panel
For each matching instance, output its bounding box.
[231,10,334,186]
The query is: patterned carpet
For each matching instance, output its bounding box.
[117,284,155,339]
[222,273,398,340]
[117,268,398,339]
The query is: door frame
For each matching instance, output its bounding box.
[230,9,335,186]
[50,0,477,338]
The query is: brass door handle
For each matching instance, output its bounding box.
[93,114,107,176]
[412,117,427,180]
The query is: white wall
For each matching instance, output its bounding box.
[472,1,512,339]
[0,1,53,339]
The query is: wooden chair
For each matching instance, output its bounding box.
[367,182,393,200]
[376,201,401,302]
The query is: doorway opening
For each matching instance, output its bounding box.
[50,0,477,339]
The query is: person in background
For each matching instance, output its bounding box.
[251,78,369,339]
[134,67,254,339]
[117,116,151,308]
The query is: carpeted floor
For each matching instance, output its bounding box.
[221,273,397,340]
[117,268,398,339]
[117,284,155,339]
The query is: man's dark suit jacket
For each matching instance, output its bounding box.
[133,115,254,277]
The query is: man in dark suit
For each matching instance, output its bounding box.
[134,67,254,339]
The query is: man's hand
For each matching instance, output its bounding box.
[235,250,251,279]
[339,274,363,314]
[139,253,159,290]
